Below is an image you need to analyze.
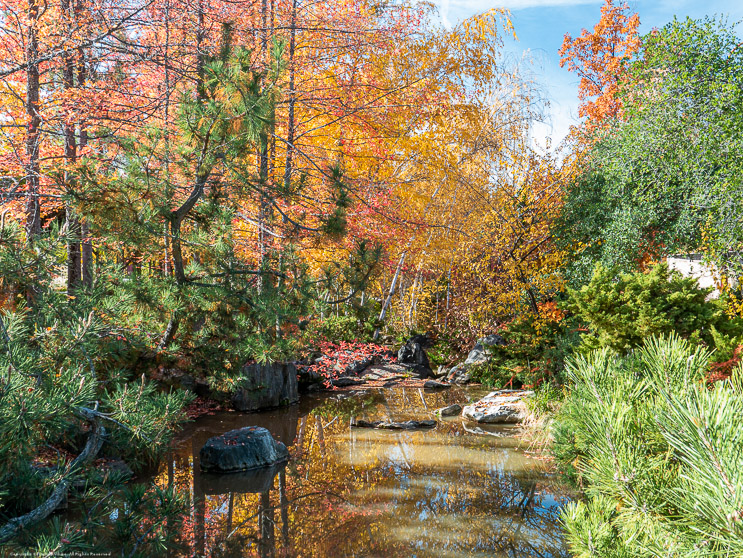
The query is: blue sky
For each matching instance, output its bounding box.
[432,0,743,148]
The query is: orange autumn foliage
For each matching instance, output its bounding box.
[559,0,640,129]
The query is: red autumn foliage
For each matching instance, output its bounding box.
[707,345,743,385]
[304,341,396,388]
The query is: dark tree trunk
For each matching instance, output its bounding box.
[162,0,172,277]
[63,0,81,295]
[24,0,41,241]
[77,16,93,288]
[283,0,297,192]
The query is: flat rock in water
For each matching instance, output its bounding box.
[434,403,462,417]
[330,377,367,387]
[423,379,450,389]
[462,390,534,424]
[199,426,289,473]
[351,418,437,430]
[350,419,379,428]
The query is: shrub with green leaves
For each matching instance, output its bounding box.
[553,335,743,557]
[567,262,743,357]
[468,313,580,388]
[305,315,366,343]
[303,301,382,347]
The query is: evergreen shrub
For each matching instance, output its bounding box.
[0,223,191,552]
[468,310,580,388]
[567,262,743,360]
[554,335,743,556]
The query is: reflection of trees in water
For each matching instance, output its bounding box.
[153,389,572,557]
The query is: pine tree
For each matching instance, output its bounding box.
[0,221,191,552]
[555,335,743,556]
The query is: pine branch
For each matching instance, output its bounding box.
[0,419,106,543]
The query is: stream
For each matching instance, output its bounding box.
[153,387,574,557]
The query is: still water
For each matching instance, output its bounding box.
[155,387,573,557]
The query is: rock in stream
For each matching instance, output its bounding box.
[350,418,437,430]
[462,390,533,424]
[199,426,289,473]
[434,403,462,417]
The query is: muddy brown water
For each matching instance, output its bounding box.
[155,387,574,557]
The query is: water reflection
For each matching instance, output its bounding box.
[154,387,573,557]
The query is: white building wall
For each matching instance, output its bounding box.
[666,255,719,297]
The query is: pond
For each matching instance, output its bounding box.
[153,387,574,557]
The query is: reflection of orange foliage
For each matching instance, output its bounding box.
[154,391,571,557]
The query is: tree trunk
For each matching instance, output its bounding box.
[170,219,187,285]
[24,0,41,241]
[167,7,209,288]
[257,0,270,294]
[63,0,81,295]
[407,271,420,325]
[76,29,93,288]
[0,420,105,543]
[66,214,81,295]
[195,0,205,94]
[283,0,297,191]
[444,266,452,329]
[162,0,172,278]
[374,252,405,340]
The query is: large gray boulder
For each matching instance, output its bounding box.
[397,339,430,367]
[199,426,290,473]
[462,390,533,424]
[464,334,506,365]
[446,363,471,385]
[445,335,506,384]
[232,362,299,412]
